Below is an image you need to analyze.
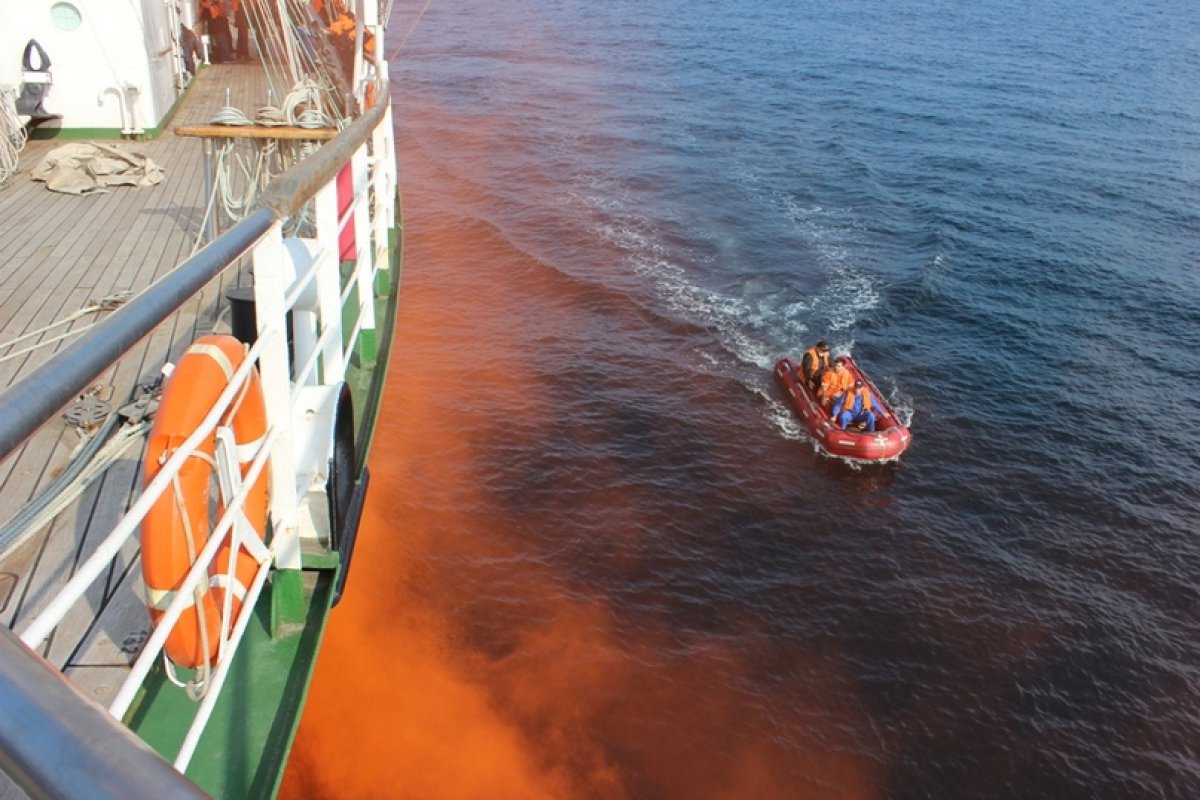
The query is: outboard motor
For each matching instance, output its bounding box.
[15,40,56,119]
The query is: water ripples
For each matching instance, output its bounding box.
[355,0,1200,795]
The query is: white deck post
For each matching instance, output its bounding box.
[314,179,346,384]
[371,106,396,275]
[251,224,301,574]
[351,143,377,362]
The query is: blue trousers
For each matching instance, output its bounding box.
[838,410,877,432]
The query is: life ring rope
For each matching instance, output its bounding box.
[140,334,270,686]
[145,446,219,613]
[169,463,213,699]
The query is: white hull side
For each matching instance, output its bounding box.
[1,1,184,134]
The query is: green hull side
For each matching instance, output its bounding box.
[125,571,336,799]
[124,206,401,797]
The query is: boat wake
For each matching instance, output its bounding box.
[568,170,903,449]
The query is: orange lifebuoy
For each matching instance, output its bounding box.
[140,334,268,669]
[364,81,376,110]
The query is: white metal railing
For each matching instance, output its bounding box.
[13,96,396,773]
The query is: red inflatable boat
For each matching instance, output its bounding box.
[774,355,911,461]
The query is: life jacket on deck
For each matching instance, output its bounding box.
[200,0,226,21]
[328,14,376,56]
[312,0,349,21]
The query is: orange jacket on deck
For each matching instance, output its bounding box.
[328,13,376,56]
[312,0,348,18]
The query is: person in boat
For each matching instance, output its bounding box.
[816,359,853,409]
[799,340,832,389]
[832,379,886,432]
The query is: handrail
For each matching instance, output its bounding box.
[0,81,395,798]
[256,90,388,220]
[0,627,207,799]
[0,212,272,460]
[0,82,390,463]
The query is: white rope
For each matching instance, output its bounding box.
[162,448,216,700]
[189,168,222,254]
[283,78,333,129]
[387,0,436,62]
[200,76,335,238]
[0,293,130,363]
[210,104,254,127]
[212,137,270,224]
[0,84,26,188]
[0,420,149,556]
[254,105,287,127]
[241,0,347,128]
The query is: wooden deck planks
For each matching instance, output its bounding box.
[0,63,282,697]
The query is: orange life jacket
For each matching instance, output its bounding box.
[328,13,376,55]
[819,366,853,398]
[843,386,873,413]
[802,346,830,379]
[312,0,348,18]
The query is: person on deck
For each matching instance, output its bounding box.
[180,24,202,76]
[832,380,886,431]
[232,0,252,61]
[799,340,832,389]
[199,0,233,64]
[817,359,853,409]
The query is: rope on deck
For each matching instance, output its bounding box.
[0,85,28,189]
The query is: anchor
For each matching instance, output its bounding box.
[15,40,62,125]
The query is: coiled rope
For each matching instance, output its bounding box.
[199,77,334,245]
[0,84,28,188]
[283,78,334,129]
[0,415,151,557]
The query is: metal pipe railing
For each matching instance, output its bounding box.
[0,212,272,461]
[0,86,393,798]
[0,82,389,463]
[0,626,207,800]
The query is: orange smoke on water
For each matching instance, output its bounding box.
[280,221,571,799]
[280,98,878,799]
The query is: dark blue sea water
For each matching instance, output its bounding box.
[297,1,1200,797]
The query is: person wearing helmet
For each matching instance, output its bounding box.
[817,358,853,409]
[832,379,885,431]
[799,340,832,389]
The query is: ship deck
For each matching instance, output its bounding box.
[0,63,319,703]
